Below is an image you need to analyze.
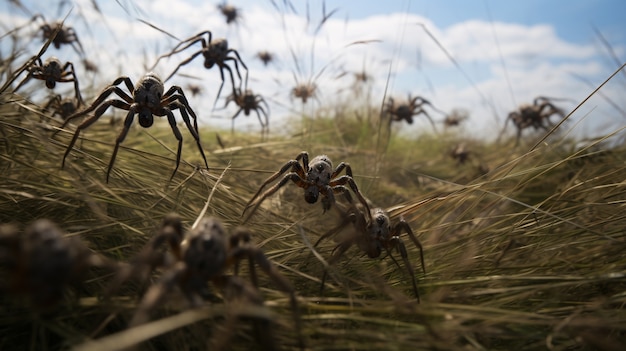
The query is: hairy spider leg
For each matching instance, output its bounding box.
[394,219,426,275]
[384,238,421,302]
[58,76,134,133]
[242,152,309,215]
[161,86,210,171]
[60,77,134,166]
[243,171,308,223]
[328,163,372,219]
[150,31,212,71]
[229,243,304,350]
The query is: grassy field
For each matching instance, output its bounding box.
[2,75,626,350]
[1,5,626,351]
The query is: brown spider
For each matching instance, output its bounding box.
[505,96,565,145]
[256,51,275,66]
[59,72,209,182]
[314,205,426,302]
[218,2,242,25]
[151,31,248,105]
[0,219,119,309]
[43,94,79,121]
[14,56,84,105]
[384,94,441,132]
[1,14,85,57]
[291,82,317,104]
[450,143,471,165]
[442,109,469,128]
[242,151,372,222]
[224,88,270,135]
[39,19,85,56]
[109,214,303,349]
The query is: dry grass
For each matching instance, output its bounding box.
[1,78,626,350]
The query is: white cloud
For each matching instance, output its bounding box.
[2,0,623,138]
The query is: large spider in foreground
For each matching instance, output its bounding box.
[151,31,248,105]
[59,72,209,182]
[505,96,565,145]
[0,219,119,309]
[242,151,372,222]
[14,56,84,105]
[384,94,442,132]
[224,88,270,136]
[108,214,303,349]
[314,205,426,302]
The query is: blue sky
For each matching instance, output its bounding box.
[1,0,625,138]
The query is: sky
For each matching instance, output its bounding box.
[1,0,625,139]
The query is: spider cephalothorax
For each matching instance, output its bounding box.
[242,151,372,221]
[506,96,565,145]
[59,72,209,182]
[151,32,248,104]
[315,205,426,302]
[224,88,270,135]
[384,94,441,132]
[107,214,303,349]
[14,56,84,105]
[0,219,118,309]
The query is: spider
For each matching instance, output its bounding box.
[151,31,248,105]
[384,94,441,132]
[442,109,469,128]
[38,18,85,56]
[108,214,303,349]
[43,94,79,121]
[224,88,270,136]
[256,51,275,66]
[450,143,471,165]
[218,2,242,25]
[314,205,426,302]
[13,56,84,105]
[291,82,317,104]
[0,219,119,309]
[505,96,565,145]
[59,72,209,182]
[1,14,85,57]
[242,151,372,222]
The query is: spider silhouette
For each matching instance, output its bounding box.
[59,72,209,182]
[505,96,565,145]
[224,88,270,136]
[384,94,442,132]
[150,31,248,106]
